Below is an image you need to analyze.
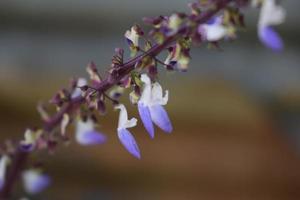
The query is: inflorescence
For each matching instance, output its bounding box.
[0,0,286,198]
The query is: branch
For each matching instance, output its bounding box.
[0,0,236,198]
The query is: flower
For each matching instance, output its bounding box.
[115,104,140,159]
[0,155,10,190]
[125,25,144,57]
[22,169,51,194]
[20,129,42,152]
[138,74,172,138]
[168,13,183,33]
[125,27,139,48]
[198,16,227,42]
[257,0,286,51]
[71,78,87,99]
[75,119,107,145]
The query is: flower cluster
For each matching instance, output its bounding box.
[0,0,286,198]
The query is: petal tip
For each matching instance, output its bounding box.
[138,103,155,138]
[76,130,107,146]
[259,26,284,51]
[118,128,141,159]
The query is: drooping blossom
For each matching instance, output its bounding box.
[115,104,140,159]
[138,74,172,138]
[0,155,10,190]
[22,169,51,194]
[257,0,286,51]
[75,119,107,146]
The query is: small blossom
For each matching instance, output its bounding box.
[257,0,285,51]
[164,40,191,71]
[75,119,107,145]
[115,104,140,159]
[0,155,10,190]
[198,16,228,42]
[71,78,87,99]
[168,13,183,33]
[20,129,42,152]
[125,25,143,56]
[22,169,51,194]
[138,74,172,138]
[125,26,140,47]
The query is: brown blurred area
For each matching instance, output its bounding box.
[1,77,300,200]
[1,0,300,199]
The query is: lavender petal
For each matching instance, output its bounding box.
[259,26,283,51]
[149,105,173,133]
[76,130,107,146]
[138,103,154,138]
[23,172,51,194]
[118,128,141,159]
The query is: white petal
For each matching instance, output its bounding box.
[0,155,10,190]
[151,82,169,106]
[259,0,285,28]
[76,119,94,136]
[23,129,35,144]
[115,104,137,129]
[139,74,152,105]
[125,27,139,47]
[61,114,70,136]
[202,24,227,42]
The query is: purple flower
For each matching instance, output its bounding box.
[75,119,107,145]
[138,74,172,138]
[257,0,285,51]
[22,170,51,194]
[116,104,140,159]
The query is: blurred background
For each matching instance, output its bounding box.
[1,0,300,199]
